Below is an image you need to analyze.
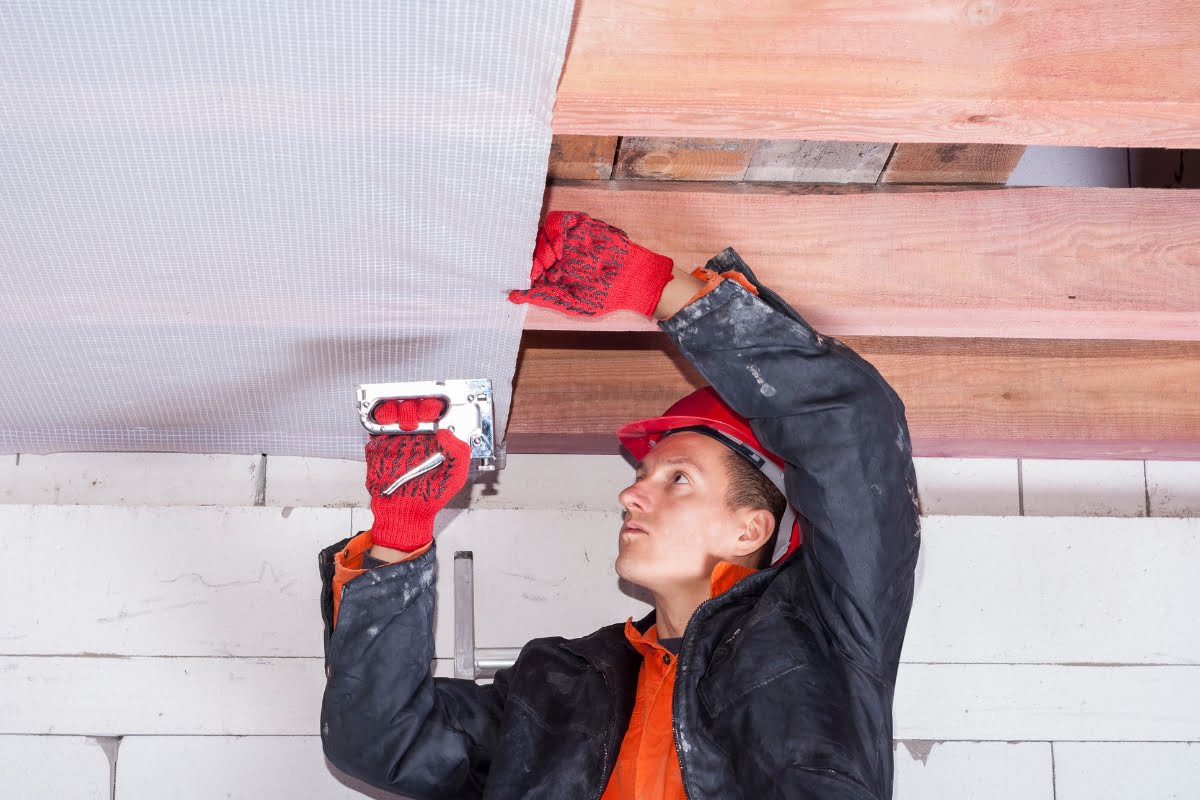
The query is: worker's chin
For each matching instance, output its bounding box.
[614,548,667,592]
[614,548,651,587]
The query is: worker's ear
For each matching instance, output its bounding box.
[731,508,775,559]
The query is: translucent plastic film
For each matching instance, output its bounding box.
[0,1,571,459]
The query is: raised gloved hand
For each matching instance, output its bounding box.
[364,398,470,553]
[508,211,675,318]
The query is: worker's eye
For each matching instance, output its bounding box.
[673,471,690,484]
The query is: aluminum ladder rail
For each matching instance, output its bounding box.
[454,551,520,680]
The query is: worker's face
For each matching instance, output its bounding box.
[615,432,764,594]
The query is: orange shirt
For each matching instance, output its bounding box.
[600,561,758,800]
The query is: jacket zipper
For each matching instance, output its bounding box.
[672,597,715,800]
[672,564,786,800]
[588,663,614,800]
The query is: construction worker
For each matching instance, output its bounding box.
[318,212,921,799]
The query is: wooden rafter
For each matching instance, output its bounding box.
[546,135,619,181]
[612,137,758,181]
[549,137,1023,186]
[879,143,1027,184]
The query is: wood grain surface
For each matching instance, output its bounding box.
[744,140,893,183]
[612,137,757,180]
[508,332,1200,459]
[523,182,1200,341]
[547,134,619,180]
[554,0,1200,146]
[880,143,1027,184]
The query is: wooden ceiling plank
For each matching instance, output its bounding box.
[554,1,1200,147]
[880,143,1027,184]
[507,333,1200,460]
[523,182,1200,342]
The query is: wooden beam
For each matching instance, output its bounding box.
[743,141,891,183]
[507,332,1200,460]
[547,135,618,180]
[879,143,1027,184]
[554,1,1200,147]
[523,182,1200,342]
[612,137,757,181]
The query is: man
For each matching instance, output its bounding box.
[319,213,921,799]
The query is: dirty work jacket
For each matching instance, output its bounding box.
[600,561,758,800]
[327,536,756,800]
[318,247,922,800]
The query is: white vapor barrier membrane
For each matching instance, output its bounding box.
[0,1,570,458]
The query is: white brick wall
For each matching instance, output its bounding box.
[2,453,1198,798]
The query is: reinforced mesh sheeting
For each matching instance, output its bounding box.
[0,1,569,459]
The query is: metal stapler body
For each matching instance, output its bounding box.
[356,379,501,476]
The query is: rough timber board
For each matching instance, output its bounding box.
[554,0,1200,147]
[547,134,618,180]
[525,183,1200,341]
[880,143,1027,184]
[613,137,756,181]
[508,332,1200,460]
[744,140,892,183]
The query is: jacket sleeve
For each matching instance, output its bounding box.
[659,248,921,670]
[319,538,509,799]
[330,530,432,629]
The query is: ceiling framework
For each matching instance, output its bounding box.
[510,136,1200,459]
[513,2,1199,460]
[523,134,1200,464]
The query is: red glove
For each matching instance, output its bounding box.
[364,398,470,552]
[508,211,675,317]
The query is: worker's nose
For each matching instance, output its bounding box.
[618,479,649,514]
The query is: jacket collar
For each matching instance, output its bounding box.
[621,561,760,656]
[559,619,644,671]
[560,560,761,666]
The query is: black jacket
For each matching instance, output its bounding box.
[319,248,921,799]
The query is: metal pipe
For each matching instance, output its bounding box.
[454,551,522,679]
[475,648,521,679]
[453,551,476,680]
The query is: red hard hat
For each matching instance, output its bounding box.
[616,386,802,566]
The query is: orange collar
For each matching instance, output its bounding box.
[623,561,759,658]
[710,561,759,597]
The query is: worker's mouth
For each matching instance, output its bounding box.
[620,522,648,536]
